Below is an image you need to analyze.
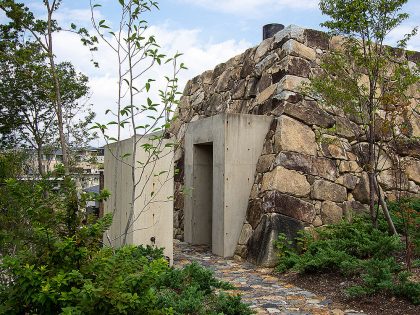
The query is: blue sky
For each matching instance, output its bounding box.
[1,0,419,143]
[55,0,419,48]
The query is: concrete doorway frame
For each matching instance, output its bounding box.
[184,113,272,257]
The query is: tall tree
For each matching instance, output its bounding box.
[90,0,184,245]
[0,32,94,175]
[0,35,56,175]
[1,0,70,174]
[307,0,419,233]
[56,62,96,157]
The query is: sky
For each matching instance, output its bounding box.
[1,0,419,145]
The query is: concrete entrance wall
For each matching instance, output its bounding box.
[104,134,174,263]
[184,113,272,257]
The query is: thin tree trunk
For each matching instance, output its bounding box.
[123,7,136,245]
[36,144,45,176]
[373,176,397,235]
[46,2,69,175]
[368,125,377,227]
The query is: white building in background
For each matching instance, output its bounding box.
[25,146,105,190]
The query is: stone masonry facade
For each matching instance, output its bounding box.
[168,25,420,267]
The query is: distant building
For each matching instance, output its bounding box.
[24,146,105,190]
[83,184,100,216]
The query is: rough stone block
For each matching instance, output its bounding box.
[395,139,420,158]
[342,200,369,220]
[282,39,316,61]
[234,244,248,258]
[335,117,361,141]
[202,70,213,85]
[330,35,346,51]
[256,154,275,173]
[320,136,348,160]
[178,95,191,109]
[212,62,227,80]
[255,53,278,76]
[247,213,304,267]
[282,101,335,128]
[238,223,253,245]
[405,159,420,184]
[274,151,337,181]
[311,158,338,181]
[378,169,409,190]
[339,160,362,173]
[255,84,277,105]
[215,68,236,92]
[408,110,420,138]
[321,201,343,224]
[254,36,274,62]
[261,139,274,155]
[311,180,347,202]
[275,56,312,81]
[262,190,316,223]
[240,57,255,79]
[277,75,310,93]
[261,166,311,197]
[352,172,372,204]
[245,77,258,99]
[408,181,419,194]
[304,29,330,50]
[273,25,306,48]
[191,90,205,109]
[274,115,317,156]
[275,151,312,174]
[250,184,259,199]
[313,216,323,227]
[336,174,360,190]
[246,199,263,229]
[257,73,273,93]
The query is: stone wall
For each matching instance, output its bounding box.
[168,25,420,266]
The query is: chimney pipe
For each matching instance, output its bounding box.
[263,23,285,40]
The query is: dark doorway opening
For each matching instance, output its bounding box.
[192,143,213,246]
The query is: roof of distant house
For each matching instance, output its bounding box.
[83,185,100,194]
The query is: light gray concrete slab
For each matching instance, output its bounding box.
[104,134,174,263]
[184,113,272,257]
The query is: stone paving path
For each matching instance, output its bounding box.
[173,241,366,315]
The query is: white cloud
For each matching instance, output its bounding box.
[54,8,104,26]
[52,23,251,142]
[0,11,7,24]
[387,24,420,52]
[179,0,318,16]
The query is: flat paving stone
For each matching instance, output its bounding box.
[173,241,366,315]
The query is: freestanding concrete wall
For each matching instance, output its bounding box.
[104,134,174,263]
[184,113,272,257]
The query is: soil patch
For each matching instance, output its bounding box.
[277,271,420,315]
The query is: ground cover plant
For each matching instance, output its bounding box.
[0,178,252,315]
[276,200,420,305]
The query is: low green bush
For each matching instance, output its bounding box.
[0,179,252,314]
[276,214,420,304]
[387,198,420,255]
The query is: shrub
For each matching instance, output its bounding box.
[0,179,252,314]
[276,215,420,304]
[387,198,420,255]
